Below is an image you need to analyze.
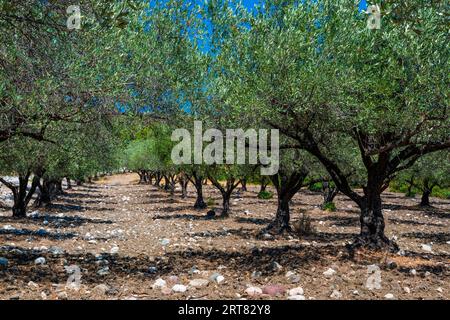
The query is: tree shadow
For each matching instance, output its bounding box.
[388,217,443,227]
[0,228,77,240]
[153,213,209,221]
[0,215,113,228]
[382,204,449,219]
[235,217,273,225]
[310,215,359,227]
[156,205,198,214]
[401,232,450,244]
[189,228,255,239]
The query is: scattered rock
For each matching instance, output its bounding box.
[27,281,39,289]
[160,238,170,246]
[330,289,342,299]
[251,271,262,279]
[403,287,411,294]
[110,246,119,254]
[209,273,224,284]
[323,268,336,277]
[147,266,158,274]
[421,244,432,253]
[0,257,8,269]
[152,278,167,289]
[172,284,187,293]
[245,287,263,296]
[410,269,417,276]
[167,275,179,284]
[262,285,286,296]
[34,257,46,265]
[97,267,110,276]
[288,287,304,296]
[188,279,209,288]
[384,293,395,300]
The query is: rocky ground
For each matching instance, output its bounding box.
[0,173,449,300]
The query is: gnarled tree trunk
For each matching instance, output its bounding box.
[191,172,207,209]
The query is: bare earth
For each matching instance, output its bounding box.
[0,173,449,300]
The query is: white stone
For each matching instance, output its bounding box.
[285,271,296,278]
[384,293,395,300]
[330,289,342,299]
[215,275,225,284]
[288,287,304,296]
[323,268,336,277]
[152,278,167,289]
[245,287,262,296]
[188,279,209,288]
[34,257,46,265]
[403,287,411,294]
[421,244,432,253]
[110,246,119,254]
[172,284,187,293]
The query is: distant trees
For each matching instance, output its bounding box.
[394,151,450,206]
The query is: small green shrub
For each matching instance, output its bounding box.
[322,202,336,212]
[257,190,273,199]
[308,182,322,192]
[206,197,216,207]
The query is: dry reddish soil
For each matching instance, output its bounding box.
[0,173,449,300]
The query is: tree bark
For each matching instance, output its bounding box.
[240,178,247,192]
[66,177,72,190]
[321,181,338,209]
[179,174,189,199]
[353,187,398,251]
[265,169,307,234]
[220,191,233,217]
[191,173,207,209]
[0,173,39,218]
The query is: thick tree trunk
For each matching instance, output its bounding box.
[35,178,51,207]
[179,175,189,199]
[240,178,247,192]
[419,180,433,207]
[154,173,162,188]
[266,196,291,233]
[12,174,39,218]
[264,169,307,234]
[193,176,207,209]
[420,190,431,207]
[221,192,231,217]
[138,171,145,184]
[321,181,338,209]
[354,190,397,251]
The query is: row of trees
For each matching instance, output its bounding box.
[1,1,448,253]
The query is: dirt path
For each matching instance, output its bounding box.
[0,174,449,300]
